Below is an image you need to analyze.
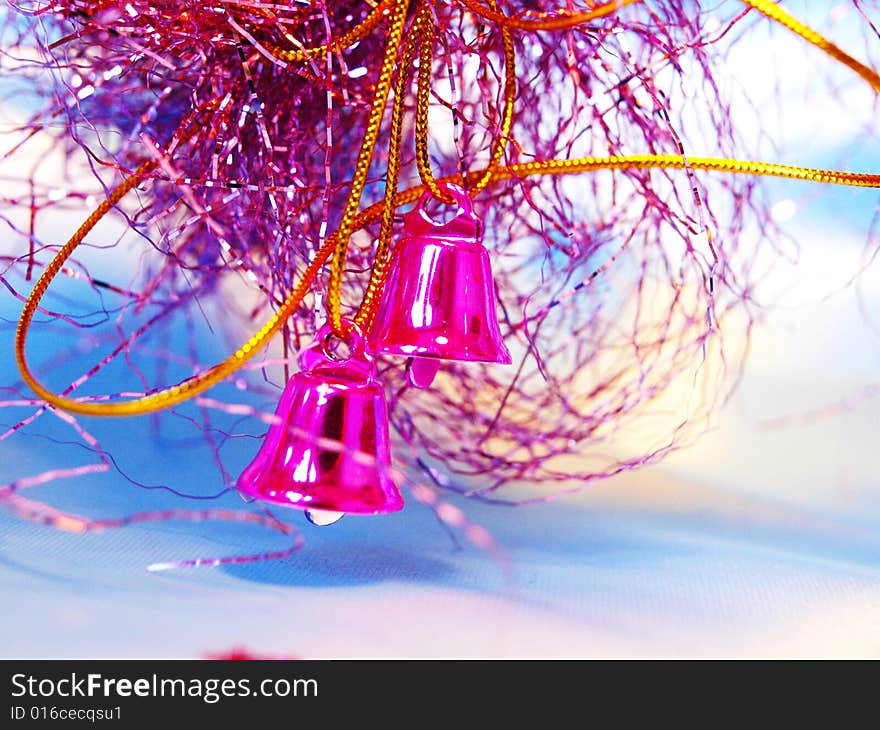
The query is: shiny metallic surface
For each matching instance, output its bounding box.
[368,183,512,368]
[237,325,403,515]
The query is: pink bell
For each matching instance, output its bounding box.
[237,323,403,517]
[367,182,511,387]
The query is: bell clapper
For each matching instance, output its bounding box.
[407,357,442,389]
[305,509,345,526]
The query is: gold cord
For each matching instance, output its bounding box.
[262,0,394,63]
[466,2,516,197]
[352,2,429,330]
[458,0,642,31]
[15,0,880,416]
[740,0,880,94]
[325,0,411,336]
[413,3,454,204]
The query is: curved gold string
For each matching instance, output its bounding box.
[351,2,428,330]
[460,0,880,94]
[261,0,394,63]
[413,3,454,204]
[414,1,516,201]
[15,0,880,416]
[16,154,880,416]
[466,4,516,197]
[458,0,642,31]
[325,0,410,336]
[741,0,880,94]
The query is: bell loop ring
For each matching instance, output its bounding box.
[405,182,483,243]
[300,319,375,384]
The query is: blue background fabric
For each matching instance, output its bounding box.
[1,2,879,657]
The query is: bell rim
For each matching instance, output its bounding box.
[237,484,404,515]
[369,344,512,365]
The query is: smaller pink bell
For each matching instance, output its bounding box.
[236,322,403,517]
[367,182,511,387]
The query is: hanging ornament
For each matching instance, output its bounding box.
[367,182,511,388]
[236,322,403,522]
[5,0,880,567]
